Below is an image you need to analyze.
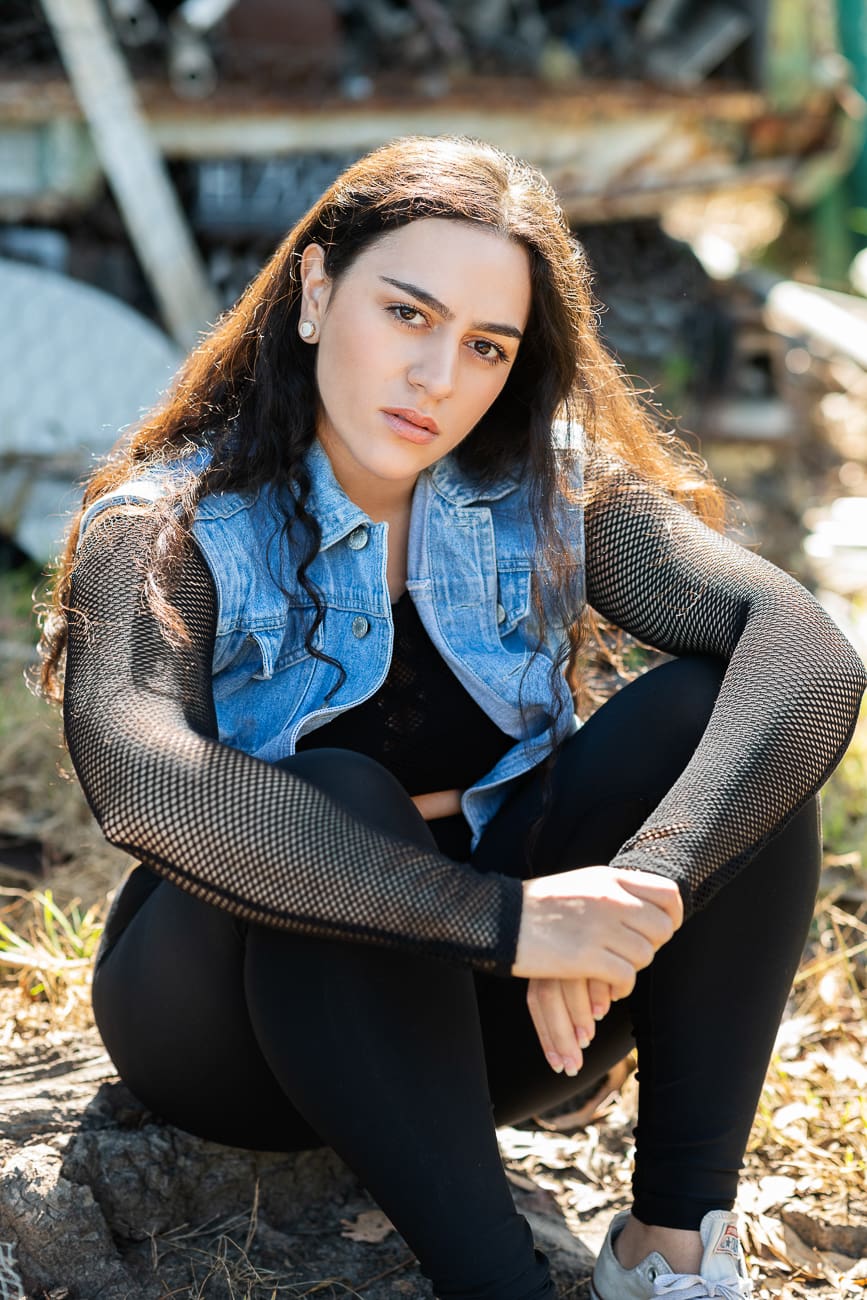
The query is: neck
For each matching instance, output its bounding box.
[317,433,417,523]
[349,480,415,524]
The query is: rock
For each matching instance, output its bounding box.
[0,1029,377,1299]
[61,1096,356,1242]
[0,1140,154,1299]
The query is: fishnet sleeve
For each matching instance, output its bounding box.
[584,463,867,914]
[63,514,523,974]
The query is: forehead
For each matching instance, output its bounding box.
[348,218,532,322]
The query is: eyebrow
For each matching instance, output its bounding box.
[379,276,524,340]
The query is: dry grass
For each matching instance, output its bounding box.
[147,1195,416,1300]
[149,1204,306,1299]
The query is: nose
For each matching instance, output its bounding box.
[407,333,457,401]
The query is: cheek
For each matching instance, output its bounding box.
[317,307,396,405]
[315,319,362,410]
[470,361,512,414]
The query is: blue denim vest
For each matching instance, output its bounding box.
[81,438,585,845]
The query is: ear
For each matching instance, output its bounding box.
[299,243,332,328]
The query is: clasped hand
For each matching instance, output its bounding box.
[511,865,683,1076]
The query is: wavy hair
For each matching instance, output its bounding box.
[38,134,723,707]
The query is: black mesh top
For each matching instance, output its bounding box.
[296,591,514,793]
[62,463,867,976]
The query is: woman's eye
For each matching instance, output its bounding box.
[471,339,509,366]
[389,303,427,326]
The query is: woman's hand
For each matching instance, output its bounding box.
[515,866,682,1073]
[528,976,599,1076]
[511,864,683,988]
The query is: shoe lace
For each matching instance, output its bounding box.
[653,1274,748,1299]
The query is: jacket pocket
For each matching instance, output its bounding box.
[213,617,314,696]
[495,567,533,638]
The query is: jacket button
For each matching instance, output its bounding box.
[352,615,370,638]
[496,602,507,625]
[348,526,369,550]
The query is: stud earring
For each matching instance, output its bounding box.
[299,320,318,341]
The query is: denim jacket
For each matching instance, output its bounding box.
[81,438,585,845]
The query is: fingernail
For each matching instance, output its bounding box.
[592,1005,606,1020]
[546,1054,564,1073]
[563,1057,580,1077]
[577,1030,591,1050]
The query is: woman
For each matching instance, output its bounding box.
[40,136,865,1300]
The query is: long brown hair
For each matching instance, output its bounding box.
[38,134,723,705]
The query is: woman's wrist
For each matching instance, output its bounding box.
[411,788,464,821]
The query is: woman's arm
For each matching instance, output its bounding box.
[583,463,867,913]
[64,513,524,974]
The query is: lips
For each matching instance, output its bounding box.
[381,407,441,444]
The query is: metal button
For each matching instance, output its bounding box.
[347,526,369,550]
[496,602,507,625]
[352,615,370,639]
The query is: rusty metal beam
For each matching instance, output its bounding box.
[0,73,834,130]
[37,1,218,347]
[0,69,842,223]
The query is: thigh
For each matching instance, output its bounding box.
[93,875,323,1151]
[472,654,726,880]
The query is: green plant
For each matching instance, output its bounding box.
[0,886,104,1009]
[821,701,867,869]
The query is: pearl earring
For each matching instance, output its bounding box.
[299,320,317,341]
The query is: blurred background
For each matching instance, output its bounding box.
[5,0,865,890]
[1,4,866,1295]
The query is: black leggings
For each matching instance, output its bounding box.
[92,657,821,1300]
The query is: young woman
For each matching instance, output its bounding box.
[40,136,865,1300]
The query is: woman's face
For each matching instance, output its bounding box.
[299,218,532,507]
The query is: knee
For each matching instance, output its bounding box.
[274,748,437,848]
[282,747,405,805]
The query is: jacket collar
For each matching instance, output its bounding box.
[301,439,371,550]
[304,437,520,549]
[428,454,520,506]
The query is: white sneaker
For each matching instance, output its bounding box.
[590,1209,753,1299]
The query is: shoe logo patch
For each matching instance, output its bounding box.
[715,1226,742,1259]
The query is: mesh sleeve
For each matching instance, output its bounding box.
[584,464,867,913]
[63,514,523,975]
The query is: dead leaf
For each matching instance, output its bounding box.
[339,1209,394,1244]
[774,1015,818,1059]
[818,968,848,1008]
[780,1205,867,1259]
[772,1102,818,1133]
[751,1213,825,1280]
[738,1175,798,1215]
[825,1047,867,1087]
[533,1057,635,1131]
[497,1126,580,1169]
[751,1213,867,1290]
[564,1181,620,1215]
